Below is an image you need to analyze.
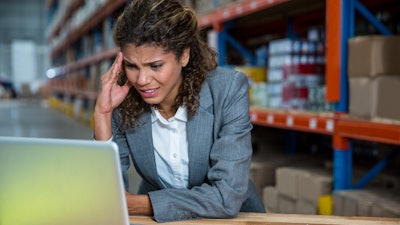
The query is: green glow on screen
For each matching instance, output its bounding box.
[0,143,126,225]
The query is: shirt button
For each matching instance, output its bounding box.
[173,153,177,158]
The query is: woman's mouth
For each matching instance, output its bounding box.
[140,88,158,98]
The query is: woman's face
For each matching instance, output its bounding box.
[122,44,189,111]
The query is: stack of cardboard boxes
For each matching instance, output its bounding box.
[262,167,333,214]
[253,160,400,217]
[348,35,400,121]
[332,167,400,218]
[334,189,400,217]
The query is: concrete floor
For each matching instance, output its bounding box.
[0,99,93,139]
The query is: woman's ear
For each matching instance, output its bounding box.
[181,48,190,67]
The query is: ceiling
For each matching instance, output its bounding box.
[0,0,46,44]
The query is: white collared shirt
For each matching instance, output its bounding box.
[151,106,189,189]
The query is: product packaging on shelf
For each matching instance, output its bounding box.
[282,63,325,110]
[235,66,268,107]
[267,37,327,110]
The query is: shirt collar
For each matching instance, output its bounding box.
[151,106,188,123]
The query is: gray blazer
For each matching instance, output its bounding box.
[112,67,265,222]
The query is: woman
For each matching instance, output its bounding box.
[93,0,265,222]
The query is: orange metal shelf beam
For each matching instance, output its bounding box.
[336,117,400,145]
[250,107,336,135]
[251,107,400,145]
[50,0,127,59]
[198,0,290,28]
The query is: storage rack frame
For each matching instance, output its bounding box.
[47,0,400,191]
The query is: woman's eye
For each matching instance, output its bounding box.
[125,63,137,69]
[151,64,162,70]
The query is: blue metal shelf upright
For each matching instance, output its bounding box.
[327,0,394,190]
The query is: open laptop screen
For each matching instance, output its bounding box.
[0,136,130,225]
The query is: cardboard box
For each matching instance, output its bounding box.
[333,190,360,216]
[357,193,375,217]
[349,77,372,118]
[263,186,278,213]
[343,191,358,216]
[296,199,317,215]
[278,194,296,214]
[349,76,400,120]
[371,204,384,217]
[250,161,277,194]
[297,169,333,205]
[370,75,400,120]
[373,189,400,218]
[348,35,400,77]
[276,167,301,199]
[380,201,400,218]
[333,189,400,217]
[333,191,345,216]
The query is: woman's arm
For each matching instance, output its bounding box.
[93,52,131,140]
[125,191,153,215]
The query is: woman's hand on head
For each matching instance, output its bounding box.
[95,52,132,115]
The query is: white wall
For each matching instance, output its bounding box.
[11,40,37,93]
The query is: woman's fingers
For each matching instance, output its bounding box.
[111,52,123,82]
[102,52,122,81]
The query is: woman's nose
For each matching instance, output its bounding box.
[137,69,151,85]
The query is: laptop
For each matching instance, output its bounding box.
[0,136,130,225]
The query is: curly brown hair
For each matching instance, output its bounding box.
[113,0,217,130]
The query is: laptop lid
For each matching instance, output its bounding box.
[0,136,130,225]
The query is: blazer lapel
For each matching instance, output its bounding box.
[126,111,160,188]
[187,82,214,187]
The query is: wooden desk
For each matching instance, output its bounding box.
[130,213,400,224]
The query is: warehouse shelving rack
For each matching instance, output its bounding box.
[47,0,399,190]
[200,0,400,190]
[49,0,125,59]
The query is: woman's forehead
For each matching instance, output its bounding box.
[122,44,175,62]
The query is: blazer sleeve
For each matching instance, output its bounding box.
[148,70,254,222]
